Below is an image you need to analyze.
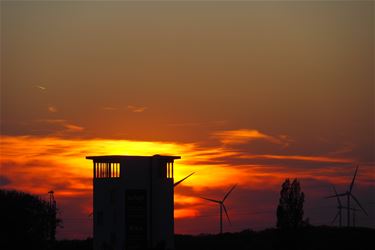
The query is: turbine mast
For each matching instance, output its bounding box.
[347,194,350,227]
[220,204,223,234]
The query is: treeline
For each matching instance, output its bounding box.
[41,227,375,250]
[0,189,60,250]
[175,227,375,250]
[2,179,373,250]
[51,239,93,250]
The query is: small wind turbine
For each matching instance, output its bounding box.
[326,165,368,227]
[330,186,343,227]
[174,172,195,187]
[200,184,237,234]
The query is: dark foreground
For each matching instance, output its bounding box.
[176,226,375,250]
[50,226,375,250]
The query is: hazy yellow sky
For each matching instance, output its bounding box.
[2,1,373,145]
[1,0,374,238]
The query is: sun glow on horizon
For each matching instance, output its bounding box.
[1,134,371,195]
[1,135,373,238]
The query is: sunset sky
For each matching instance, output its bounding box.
[1,0,374,239]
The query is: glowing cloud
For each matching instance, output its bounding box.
[48,105,58,113]
[64,124,84,132]
[101,106,117,111]
[127,105,147,113]
[35,119,85,134]
[213,129,288,145]
[35,85,46,91]
[244,154,353,163]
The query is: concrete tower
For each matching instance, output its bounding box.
[86,154,181,250]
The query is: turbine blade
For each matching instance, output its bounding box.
[200,196,221,204]
[350,194,368,216]
[325,193,346,199]
[349,165,359,193]
[341,206,358,211]
[222,204,231,225]
[174,172,195,187]
[223,184,237,202]
[332,186,342,207]
[331,212,339,225]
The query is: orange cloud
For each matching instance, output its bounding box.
[38,119,67,124]
[127,105,147,113]
[35,119,84,134]
[64,124,84,132]
[174,208,199,219]
[213,129,289,146]
[239,154,353,164]
[48,105,58,113]
[101,106,116,111]
[35,85,46,91]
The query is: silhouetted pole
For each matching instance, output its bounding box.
[347,194,350,227]
[220,204,223,234]
[339,208,342,227]
[48,190,56,240]
[353,210,356,227]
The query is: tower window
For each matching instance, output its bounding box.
[94,162,120,179]
[166,162,173,179]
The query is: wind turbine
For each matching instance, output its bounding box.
[200,184,237,234]
[328,186,362,228]
[330,186,343,227]
[326,165,368,227]
[174,172,195,187]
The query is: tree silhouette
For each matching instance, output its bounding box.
[0,189,61,249]
[276,179,305,229]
